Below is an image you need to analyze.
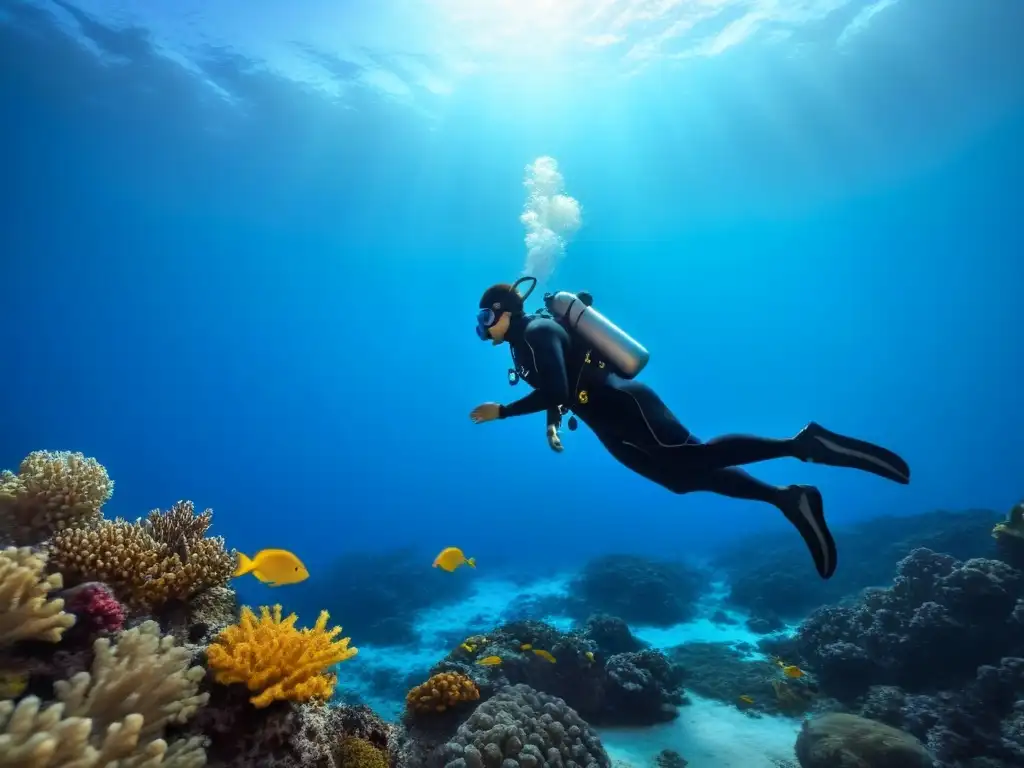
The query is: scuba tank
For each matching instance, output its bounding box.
[543,290,650,379]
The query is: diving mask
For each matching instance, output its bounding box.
[474,276,538,341]
[475,307,499,340]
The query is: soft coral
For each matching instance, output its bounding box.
[61,581,125,634]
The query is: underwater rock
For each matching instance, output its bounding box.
[567,554,707,627]
[746,614,784,634]
[794,548,1024,699]
[716,509,1001,621]
[654,749,688,768]
[603,649,686,724]
[795,713,933,768]
[582,614,646,656]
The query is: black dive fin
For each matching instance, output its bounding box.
[798,422,910,485]
[781,485,836,580]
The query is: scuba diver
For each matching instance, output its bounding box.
[469,277,911,580]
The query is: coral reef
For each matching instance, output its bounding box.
[427,619,685,727]
[0,620,209,766]
[795,713,933,768]
[856,658,1024,767]
[787,540,1024,767]
[992,500,1024,570]
[0,547,76,647]
[406,672,480,715]
[207,604,358,708]
[0,451,114,546]
[793,547,1024,698]
[716,509,1001,628]
[667,642,818,717]
[438,684,610,768]
[566,555,706,627]
[47,500,236,615]
[581,615,645,656]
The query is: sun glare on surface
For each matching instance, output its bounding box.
[436,0,605,63]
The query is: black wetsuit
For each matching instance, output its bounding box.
[498,314,797,504]
[496,313,911,579]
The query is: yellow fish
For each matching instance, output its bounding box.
[520,643,533,651]
[585,651,595,662]
[781,665,804,679]
[532,649,556,663]
[738,695,754,706]
[233,549,309,586]
[459,643,475,653]
[433,547,476,572]
[0,670,28,698]
[476,656,502,666]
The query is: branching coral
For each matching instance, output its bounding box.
[206,604,358,709]
[47,501,235,613]
[0,547,76,647]
[0,451,113,546]
[0,620,209,767]
[405,672,479,714]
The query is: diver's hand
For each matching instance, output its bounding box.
[470,403,501,424]
[547,425,564,453]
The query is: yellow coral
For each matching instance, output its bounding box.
[337,737,388,768]
[47,501,235,613]
[405,672,479,714]
[0,547,76,647]
[206,604,357,709]
[0,450,113,546]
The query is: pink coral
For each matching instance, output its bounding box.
[61,581,125,634]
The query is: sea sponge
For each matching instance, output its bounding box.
[405,672,480,714]
[0,546,76,647]
[0,620,209,767]
[206,604,358,709]
[47,500,235,613]
[337,736,389,768]
[0,451,113,546]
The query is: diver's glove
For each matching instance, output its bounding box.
[546,424,564,453]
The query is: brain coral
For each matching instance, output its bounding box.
[441,684,610,768]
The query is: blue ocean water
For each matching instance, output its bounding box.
[1,2,1023,760]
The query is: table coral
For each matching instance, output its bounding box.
[406,672,480,715]
[48,500,235,613]
[0,450,113,546]
[0,546,76,647]
[206,604,358,709]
